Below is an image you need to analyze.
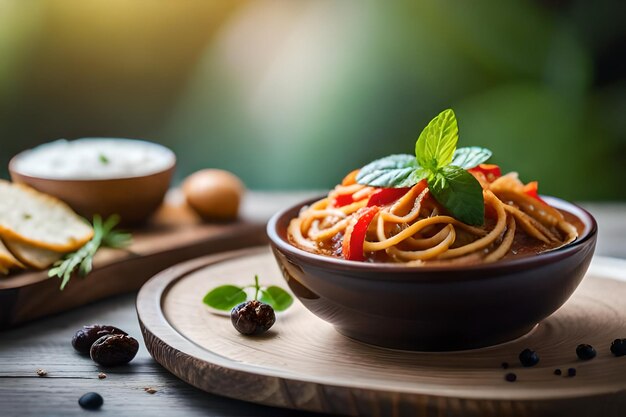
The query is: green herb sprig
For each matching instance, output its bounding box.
[203,275,294,312]
[356,109,491,225]
[49,215,132,290]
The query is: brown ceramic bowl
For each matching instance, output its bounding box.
[9,139,175,225]
[268,196,597,351]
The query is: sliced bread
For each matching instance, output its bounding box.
[3,237,64,270]
[0,181,93,252]
[0,238,25,274]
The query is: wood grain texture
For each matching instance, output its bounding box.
[0,189,290,328]
[0,192,323,417]
[0,198,624,417]
[137,248,626,417]
[0,292,322,417]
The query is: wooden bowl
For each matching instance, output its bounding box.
[267,196,597,351]
[9,140,175,225]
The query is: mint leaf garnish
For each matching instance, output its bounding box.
[415,108,458,171]
[428,166,484,225]
[354,109,491,226]
[202,276,294,312]
[259,286,294,312]
[356,154,423,188]
[203,285,247,310]
[450,147,492,169]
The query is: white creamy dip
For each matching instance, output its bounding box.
[12,138,175,180]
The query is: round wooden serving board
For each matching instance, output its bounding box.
[137,248,626,417]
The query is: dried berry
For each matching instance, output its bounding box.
[576,344,596,360]
[567,367,577,377]
[78,392,103,410]
[519,348,540,367]
[554,368,562,376]
[230,300,276,335]
[72,325,127,354]
[504,372,517,382]
[90,334,139,367]
[610,339,626,357]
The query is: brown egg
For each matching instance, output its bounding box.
[182,169,244,221]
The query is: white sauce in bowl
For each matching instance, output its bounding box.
[12,138,176,180]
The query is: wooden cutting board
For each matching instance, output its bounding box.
[137,248,626,417]
[0,191,279,329]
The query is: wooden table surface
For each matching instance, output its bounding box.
[0,193,624,417]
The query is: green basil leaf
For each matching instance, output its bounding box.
[451,147,492,169]
[202,285,246,311]
[356,154,422,187]
[408,168,430,186]
[415,109,458,171]
[428,166,484,226]
[261,286,294,312]
[258,289,275,308]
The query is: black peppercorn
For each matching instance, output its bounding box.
[567,367,576,377]
[72,325,127,354]
[230,300,276,335]
[519,348,540,367]
[90,334,139,367]
[554,368,562,376]
[610,339,626,357]
[505,372,517,382]
[501,362,509,369]
[576,344,596,360]
[78,392,103,410]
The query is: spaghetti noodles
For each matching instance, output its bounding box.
[288,167,579,265]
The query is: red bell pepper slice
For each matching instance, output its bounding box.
[469,164,502,183]
[523,181,547,205]
[342,206,380,261]
[366,187,411,207]
[332,193,355,207]
[484,204,498,220]
[366,179,428,207]
[331,169,362,207]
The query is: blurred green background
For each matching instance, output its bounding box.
[0,0,624,200]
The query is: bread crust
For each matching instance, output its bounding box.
[0,238,26,273]
[3,237,63,270]
[0,180,94,252]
